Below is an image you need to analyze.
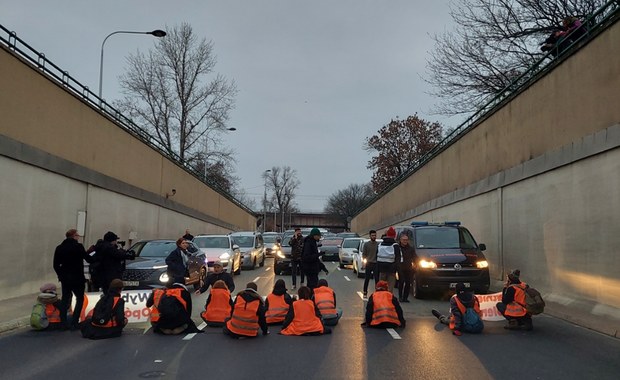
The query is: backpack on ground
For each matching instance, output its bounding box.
[30,303,49,330]
[158,293,185,324]
[91,294,115,326]
[524,286,545,315]
[461,307,484,333]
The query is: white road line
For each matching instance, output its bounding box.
[183,333,197,340]
[357,291,366,300]
[154,360,163,363]
[386,328,402,340]
[265,267,271,271]
[197,322,207,330]
[337,267,341,271]
[344,276,351,281]
[143,326,152,334]
[253,277,261,283]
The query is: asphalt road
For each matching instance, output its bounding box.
[2,258,619,380]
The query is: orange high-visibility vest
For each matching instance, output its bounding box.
[370,291,401,327]
[150,288,166,323]
[313,286,337,318]
[449,295,481,330]
[505,283,527,317]
[201,288,232,324]
[164,288,188,311]
[91,297,121,328]
[281,299,324,336]
[226,296,260,337]
[45,304,61,323]
[265,293,289,324]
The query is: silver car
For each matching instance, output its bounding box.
[192,235,241,277]
[352,238,383,278]
[230,232,265,269]
[339,238,362,268]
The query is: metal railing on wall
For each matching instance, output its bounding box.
[0,24,255,215]
[355,0,619,217]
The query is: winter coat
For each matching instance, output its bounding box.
[53,238,91,284]
[301,235,322,274]
[96,241,133,286]
[198,271,236,294]
[165,247,189,281]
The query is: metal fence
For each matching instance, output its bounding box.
[0,24,254,215]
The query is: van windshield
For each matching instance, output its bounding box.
[414,227,477,249]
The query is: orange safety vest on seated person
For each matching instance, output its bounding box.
[91,297,121,328]
[449,296,481,330]
[201,288,232,323]
[370,291,401,327]
[265,293,289,324]
[281,299,324,336]
[149,288,166,323]
[313,286,337,318]
[45,304,61,323]
[505,283,528,317]
[226,296,260,337]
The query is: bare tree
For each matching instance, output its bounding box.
[116,22,237,169]
[324,183,374,226]
[365,114,443,193]
[425,0,605,115]
[264,166,300,231]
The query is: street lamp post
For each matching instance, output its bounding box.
[98,29,166,101]
[263,169,271,233]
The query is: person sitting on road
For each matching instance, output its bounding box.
[81,279,127,339]
[30,283,63,330]
[201,280,233,327]
[280,286,331,336]
[496,269,533,331]
[432,282,483,336]
[312,279,342,326]
[362,280,405,329]
[146,282,202,335]
[224,282,268,338]
[265,279,294,325]
[195,261,235,295]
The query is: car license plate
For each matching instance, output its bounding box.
[123,281,139,287]
[449,282,470,288]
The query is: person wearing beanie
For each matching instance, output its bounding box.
[265,279,294,325]
[496,269,533,331]
[376,227,400,293]
[224,282,269,338]
[432,282,483,336]
[81,278,127,339]
[31,283,63,330]
[96,231,135,294]
[362,280,405,328]
[195,260,236,295]
[301,227,324,290]
[53,228,93,330]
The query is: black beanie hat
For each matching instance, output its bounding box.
[104,231,119,242]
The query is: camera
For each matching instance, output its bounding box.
[117,240,126,247]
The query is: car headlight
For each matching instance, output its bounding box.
[219,252,230,262]
[476,260,489,269]
[276,251,285,258]
[153,265,167,269]
[419,260,437,269]
[362,258,367,264]
[159,272,169,283]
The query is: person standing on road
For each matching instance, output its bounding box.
[362,280,405,329]
[53,228,93,330]
[377,227,399,293]
[166,238,191,286]
[281,286,331,336]
[195,261,236,295]
[362,230,380,297]
[97,231,135,294]
[289,228,305,289]
[265,279,294,325]
[395,232,416,303]
[301,228,324,290]
[182,229,194,241]
[496,269,533,331]
[224,282,268,338]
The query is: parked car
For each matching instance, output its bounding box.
[121,239,204,290]
[262,232,282,258]
[274,230,295,275]
[192,235,241,279]
[338,237,362,268]
[395,221,490,298]
[337,232,360,238]
[352,238,383,278]
[230,231,265,269]
[319,237,343,262]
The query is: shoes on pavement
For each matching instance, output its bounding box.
[452,330,462,336]
[402,299,410,303]
[431,309,442,320]
[363,291,368,296]
[504,320,520,330]
[292,285,296,289]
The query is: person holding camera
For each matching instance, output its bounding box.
[301,228,324,290]
[166,238,192,286]
[96,231,135,294]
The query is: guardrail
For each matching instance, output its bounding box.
[355,0,619,217]
[0,24,255,215]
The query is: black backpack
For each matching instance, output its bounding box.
[158,292,185,324]
[91,294,115,326]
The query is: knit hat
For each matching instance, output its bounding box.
[109,278,124,290]
[213,260,223,267]
[508,269,521,282]
[103,231,119,242]
[310,228,322,237]
[386,226,396,238]
[376,280,389,291]
[40,283,57,293]
[455,282,466,293]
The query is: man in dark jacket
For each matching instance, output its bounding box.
[289,228,305,289]
[224,282,268,338]
[301,228,324,290]
[53,228,92,329]
[97,231,135,294]
[195,261,236,295]
[395,232,417,302]
[166,238,191,285]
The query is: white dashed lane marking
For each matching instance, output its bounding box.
[197,322,207,330]
[344,276,351,282]
[183,333,196,340]
[337,267,341,271]
[253,277,261,283]
[357,291,366,300]
[265,267,271,271]
[386,328,402,340]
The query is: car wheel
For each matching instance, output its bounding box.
[259,254,265,267]
[234,258,241,275]
[195,267,206,291]
[250,257,256,270]
[413,273,424,299]
[339,262,345,269]
[352,262,357,274]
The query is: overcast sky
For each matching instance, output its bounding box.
[1,0,457,212]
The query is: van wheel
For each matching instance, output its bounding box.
[413,273,423,299]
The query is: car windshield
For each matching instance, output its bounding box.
[193,236,230,249]
[321,238,343,246]
[138,241,176,257]
[343,239,361,248]
[233,236,254,247]
[263,235,279,244]
[415,227,477,249]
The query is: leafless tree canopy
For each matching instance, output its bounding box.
[116,22,238,177]
[365,114,443,193]
[425,0,605,115]
[264,166,300,215]
[324,183,374,223]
